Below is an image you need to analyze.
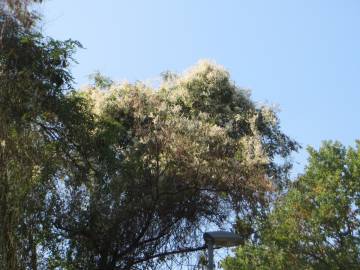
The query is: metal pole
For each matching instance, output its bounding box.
[207,241,214,270]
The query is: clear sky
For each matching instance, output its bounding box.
[41,0,360,175]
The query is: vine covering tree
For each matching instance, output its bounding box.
[0,1,298,269]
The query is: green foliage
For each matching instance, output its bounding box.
[0,3,297,269]
[89,71,114,89]
[222,243,289,270]
[47,60,297,269]
[222,141,360,270]
[0,5,85,269]
[2,0,43,28]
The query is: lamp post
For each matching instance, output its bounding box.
[203,231,242,270]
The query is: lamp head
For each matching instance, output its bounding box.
[203,231,243,247]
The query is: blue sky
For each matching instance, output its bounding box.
[41,0,360,175]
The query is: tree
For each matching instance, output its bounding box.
[222,141,360,270]
[0,0,43,28]
[0,3,87,269]
[44,61,297,270]
[0,2,298,268]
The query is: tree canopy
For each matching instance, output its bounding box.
[0,2,301,269]
[2,2,357,270]
[0,6,297,266]
[0,2,90,269]
[52,61,296,269]
[222,141,360,270]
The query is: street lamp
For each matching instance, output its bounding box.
[203,231,242,270]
